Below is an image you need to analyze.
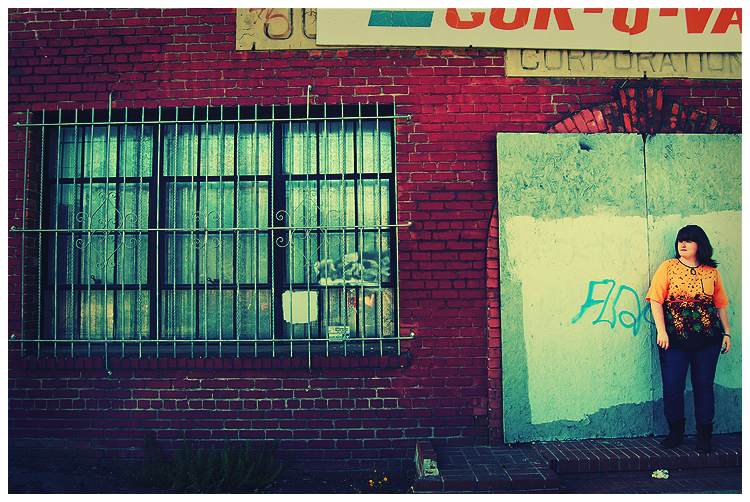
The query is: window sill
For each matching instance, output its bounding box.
[10,343,410,371]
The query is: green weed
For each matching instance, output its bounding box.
[121,433,288,493]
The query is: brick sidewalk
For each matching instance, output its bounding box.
[558,467,741,494]
[413,432,742,493]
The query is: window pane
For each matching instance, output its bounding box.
[165,182,196,228]
[47,183,78,229]
[65,183,149,232]
[70,233,148,286]
[198,290,234,340]
[53,184,149,286]
[198,234,234,284]
[165,234,196,285]
[360,179,390,226]
[283,122,318,174]
[237,290,273,339]
[166,181,234,228]
[360,233,392,284]
[43,290,79,339]
[55,127,81,178]
[115,234,149,284]
[198,181,234,228]
[237,233,269,284]
[163,124,198,176]
[52,125,154,179]
[313,235,391,287]
[320,180,355,227]
[238,123,272,175]
[314,233,357,286]
[286,231,317,285]
[237,180,270,284]
[201,123,235,176]
[361,288,394,338]
[115,290,151,340]
[285,180,316,227]
[318,288,394,340]
[83,126,117,178]
[46,232,78,285]
[161,290,196,340]
[120,183,150,229]
[360,120,392,174]
[120,126,154,178]
[319,121,354,175]
[237,181,269,229]
[42,290,150,340]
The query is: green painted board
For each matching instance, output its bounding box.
[497,133,742,443]
[645,134,742,436]
[497,133,652,443]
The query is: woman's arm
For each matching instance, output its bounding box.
[650,300,669,350]
[718,307,731,353]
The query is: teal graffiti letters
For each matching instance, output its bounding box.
[572,280,616,327]
[572,280,643,336]
[611,284,642,336]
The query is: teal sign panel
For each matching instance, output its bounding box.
[367,10,434,27]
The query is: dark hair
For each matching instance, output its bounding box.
[674,225,718,268]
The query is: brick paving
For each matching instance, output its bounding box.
[535,432,742,473]
[413,432,741,493]
[558,468,742,494]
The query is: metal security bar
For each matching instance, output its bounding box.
[12,103,412,363]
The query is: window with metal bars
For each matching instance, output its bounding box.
[25,103,404,359]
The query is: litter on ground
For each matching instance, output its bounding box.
[652,469,669,479]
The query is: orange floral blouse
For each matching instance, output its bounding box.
[646,259,728,350]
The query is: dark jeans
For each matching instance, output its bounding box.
[660,343,722,424]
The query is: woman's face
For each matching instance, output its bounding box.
[678,240,698,261]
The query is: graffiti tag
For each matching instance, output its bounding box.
[237,8,318,50]
[572,279,644,336]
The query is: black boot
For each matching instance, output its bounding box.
[696,421,713,453]
[660,418,685,448]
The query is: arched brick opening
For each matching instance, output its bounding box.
[485,86,735,444]
[548,87,736,134]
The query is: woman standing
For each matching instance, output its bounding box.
[646,225,731,453]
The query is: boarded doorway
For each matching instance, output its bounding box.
[495,133,741,443]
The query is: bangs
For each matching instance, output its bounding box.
[676,225,704,243]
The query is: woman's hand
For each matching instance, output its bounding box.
[656,331,669,350]
[718,308,731,354]
[650,301,669,350]
[722,335,731,354]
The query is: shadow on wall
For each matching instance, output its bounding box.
[518,384,741,443]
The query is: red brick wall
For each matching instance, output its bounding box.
[7,8,742,472]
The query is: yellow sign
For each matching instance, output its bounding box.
[316,8,742,53]
[236,8,319,51]
[507,49,742,79]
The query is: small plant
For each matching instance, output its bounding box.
[121,433,288,493]
[355,469,389,493]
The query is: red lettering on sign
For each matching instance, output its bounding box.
[612,8,649,35]
[534,8,574,30]
[439,7,739,40]
[711,8,742,34]
[445,8,485,29]
[685,8,713,33]
[489,8,530,30]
